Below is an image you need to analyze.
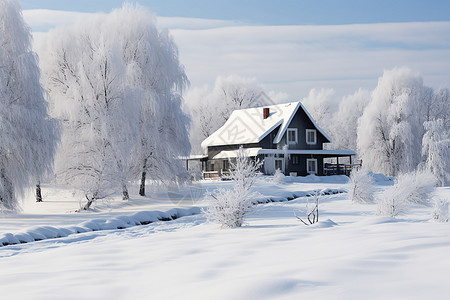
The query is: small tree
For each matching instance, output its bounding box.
[378,170,436,217]
[347,168,374,204]
[296,190,320,225]
[206,147,262,228]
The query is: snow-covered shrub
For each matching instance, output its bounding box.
[272,169,285,185]
[433,198,449,222]
[347,168,374,204]
[378,170,436,217]
[206,147,262,228]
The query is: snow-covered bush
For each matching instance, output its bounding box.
[206,147,262,228]
[347,168,374,204]
[378,170,436,217]
[272,169,285,185]
[433,198,449,222]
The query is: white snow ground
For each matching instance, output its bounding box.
[1,175,450,300]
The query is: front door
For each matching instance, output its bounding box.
[275,158,284,173]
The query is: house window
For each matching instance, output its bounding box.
[223,160,229,170]
[306,158,317,174]
[306,129,317,145]
[210,161,215,171]
[292,155,300,165]
[287,128,298,144]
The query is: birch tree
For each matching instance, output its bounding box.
[0,0,59,210]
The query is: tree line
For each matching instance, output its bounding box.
[0,2,190,211]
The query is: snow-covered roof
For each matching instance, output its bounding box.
[201,101,330,151]
[212,148,356,159]
[213,148,262,159]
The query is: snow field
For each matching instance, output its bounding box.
[1,175,449,299]
[0,177,346,246]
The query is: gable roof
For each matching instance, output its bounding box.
[201,101,331,150]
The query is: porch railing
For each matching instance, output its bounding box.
[324,163,359,176]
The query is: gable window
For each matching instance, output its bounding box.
[306,158,317,174]
[306,129,317,145]
[287,128,298,144]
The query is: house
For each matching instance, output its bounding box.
[192,101,356,177]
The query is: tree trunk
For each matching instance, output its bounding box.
[122,183,129,200]
[0,168,15,210]
[139,158,147,196]
[36,181,43,202]
[81,193,97,211]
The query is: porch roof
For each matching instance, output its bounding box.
[212,148,356,159]
[179,154,208,160]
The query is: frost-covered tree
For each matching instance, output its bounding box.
[378,170,436,217]
[426,88,450,130]
[185,75,265,153]
[358,67,428,176]
[40,5,190,208]
[421,119,450,187]
[106,5,190,196]
[347,168,374,204]
[0,0,59,211]
[301,88,338,137]
[206,147,262,228]
[330,89,370,151]
[45,27,139,208]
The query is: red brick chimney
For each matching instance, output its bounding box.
[263,107,270,119]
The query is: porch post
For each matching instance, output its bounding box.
[336,156,340,175]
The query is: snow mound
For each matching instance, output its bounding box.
[259,188,346,204]
[369,172,394,185]
[309,218,338,228]
[0,207,201,247]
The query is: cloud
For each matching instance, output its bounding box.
[23,9,100,32]
[170,22,450,98]
[23,9,239,31]
[24,9,450,99]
